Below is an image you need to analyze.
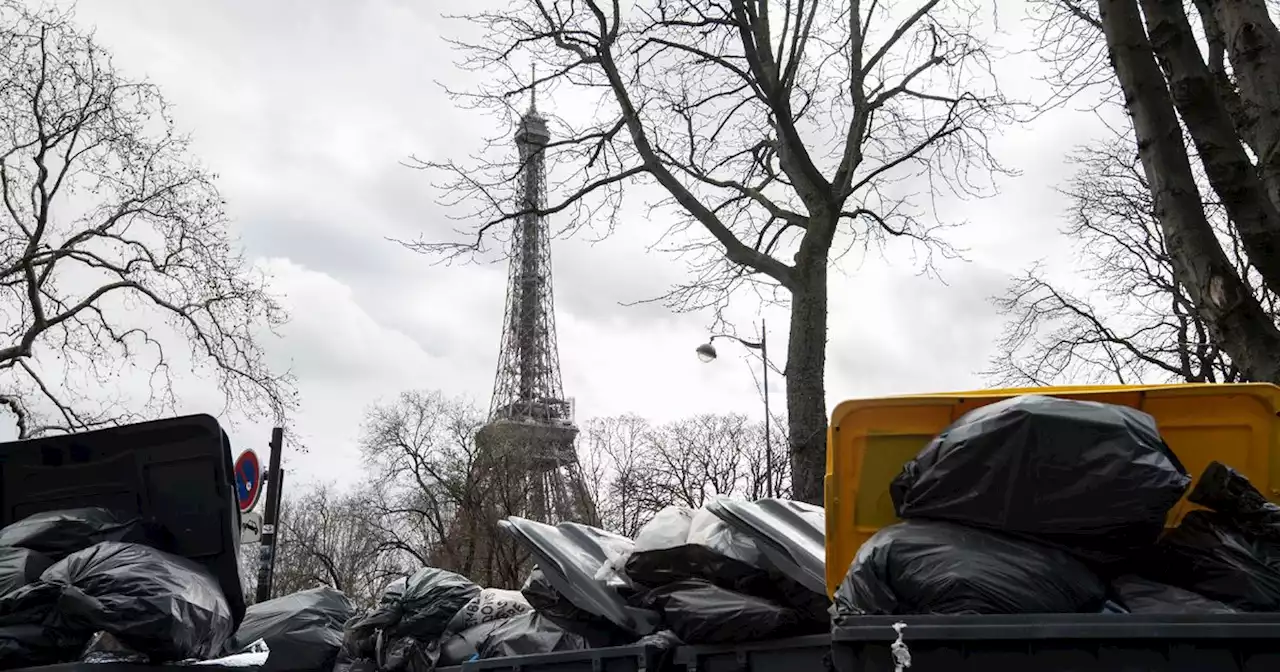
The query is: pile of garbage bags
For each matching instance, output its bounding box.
[0,508,233,669]
[0,498,825,671]
[331,499,829,672]
[834,394,1280,619]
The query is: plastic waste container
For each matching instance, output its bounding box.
[824,382,1280,595]
[832,613,1280,671]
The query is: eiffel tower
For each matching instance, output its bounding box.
[443,75,597,588]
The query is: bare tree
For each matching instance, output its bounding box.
[1019,0,1280,383]
[582,412,787,536]
[0,1,293,437]
[637,414,785,510]
[579,414,653,537]
[269,482,407,607]
[406,0,1017,503]
[989,126,1260,385]
[360,390,539,589]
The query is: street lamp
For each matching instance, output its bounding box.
[695,320,778,498]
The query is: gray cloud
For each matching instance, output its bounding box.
[38,0,1106,487]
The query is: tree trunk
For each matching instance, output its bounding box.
[1214,0,1280,223]
[1099,0,1280,382]
[786,259,829,505]
[1141,0,1280,297]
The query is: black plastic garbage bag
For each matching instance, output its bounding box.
[224,587,354,672]
[1188,461,1280,541]
[638,579,806,644]
[1147,510,1280,611]
[1111,575,1236,614]
[396,567,481,640]
[890,395,1190,565]
[335,578,407,667]
[834,520,1107,618]
[0,547,51,598]
[0,541,233,669]
[0,508,173,560]
[477,611,623,659]
[523,568,604,624]
[338,569,480,672]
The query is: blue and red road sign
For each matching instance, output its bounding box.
[234,449,263,513]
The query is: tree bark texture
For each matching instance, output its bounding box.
[1214,0,1280,214]
[1098,0,1280,381]
[786,261,830,505]
[1141,0,1280,297]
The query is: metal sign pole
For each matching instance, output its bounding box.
[255,427,284,603]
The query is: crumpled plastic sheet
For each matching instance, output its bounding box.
[500,517,660,636]
[705,498,826,597]
[625,505,829,627]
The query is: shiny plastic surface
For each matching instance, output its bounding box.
[825,383,1280,595]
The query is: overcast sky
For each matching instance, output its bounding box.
[52,0,1110,487]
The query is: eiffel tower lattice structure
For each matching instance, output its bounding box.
[451,78,597,586]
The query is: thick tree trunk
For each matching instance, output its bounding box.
[1214,0,1280,223]
[1141,0,1280,297]
[1099,0,1280,382]
[786,259,828,505]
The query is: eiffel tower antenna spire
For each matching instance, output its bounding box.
[530,63,537,112]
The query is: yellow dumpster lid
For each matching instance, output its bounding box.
[823,383,1280,596]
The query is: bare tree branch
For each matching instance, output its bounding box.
[0,0,296,437]
[407,0,1018,503]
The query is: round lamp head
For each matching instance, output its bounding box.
[695,343,718,363]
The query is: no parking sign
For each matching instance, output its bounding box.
[234,449,263,513]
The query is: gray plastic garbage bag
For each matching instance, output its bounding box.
[625,505,827,623]
[224,586,355,672]
[0,547,51,598]
[0,508,173,560]
[834,520,1107,617]
[890,395,1190,565]
[626,507,765,589]
[440,620,506,666]
[0,541,233,669]
[499,517,660,636]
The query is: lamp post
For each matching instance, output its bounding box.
[695,320,778,498]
